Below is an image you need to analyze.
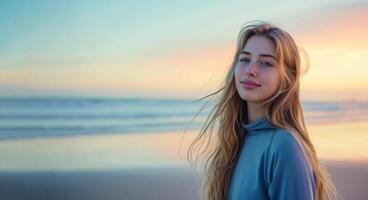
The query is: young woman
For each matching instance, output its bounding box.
[187,21,339,200]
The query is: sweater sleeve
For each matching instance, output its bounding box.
[266,130,316,200]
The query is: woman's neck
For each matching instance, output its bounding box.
[247,102,265,123]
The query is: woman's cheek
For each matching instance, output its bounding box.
[234,65,241,79]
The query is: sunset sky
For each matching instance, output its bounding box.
[0,0,367,101]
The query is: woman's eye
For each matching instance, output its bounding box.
[261,61,273,67]
[239,58,250,63]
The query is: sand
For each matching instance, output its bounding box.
[0,160,367,200]
[0,167,202,200]
[323,160,368,200]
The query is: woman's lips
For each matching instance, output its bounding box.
[240,81,260,89]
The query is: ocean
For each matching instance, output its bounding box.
[0,96,367,139]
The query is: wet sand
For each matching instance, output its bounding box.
[0,160,367,200]
[0,167,202,200]
[323,160,368,200]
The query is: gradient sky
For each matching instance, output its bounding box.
[0,0,367,100]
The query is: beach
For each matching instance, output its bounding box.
[0,160,367,200]
[0,167,203,200]
[0,120,367,199]
[2,0,368,199]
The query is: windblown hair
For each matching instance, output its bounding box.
[186,21,339,200]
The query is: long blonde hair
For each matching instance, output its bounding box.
[186,21,339,200]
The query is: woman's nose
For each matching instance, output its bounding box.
[245,61,257,76]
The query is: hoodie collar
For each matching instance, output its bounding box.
[242,117,276,135]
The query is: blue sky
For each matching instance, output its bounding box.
[0,0,367,100]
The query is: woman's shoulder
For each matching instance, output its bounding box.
[266,128,303,157]
[264,130,317,200]
[264,128,312,179]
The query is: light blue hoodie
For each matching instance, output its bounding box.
[227,117,317,200]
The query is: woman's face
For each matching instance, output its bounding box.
[235,35,281,103]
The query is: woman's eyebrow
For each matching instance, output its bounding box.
[240,50,276,60]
